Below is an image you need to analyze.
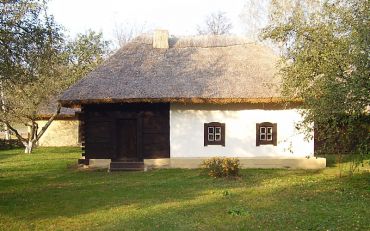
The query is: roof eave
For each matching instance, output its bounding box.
[59,97,303,108]
[36,114,77,120]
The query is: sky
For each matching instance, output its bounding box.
[48,0,249,44]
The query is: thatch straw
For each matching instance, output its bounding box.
[60,34,283,106]
[38,96,78,119]
[133,34,254,48]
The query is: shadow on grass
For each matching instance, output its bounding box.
[0,166,290,220]
[32,146,82,155]
[0,147,81,162]
[98,171,370,230]
[1,169,233,220]
[0,147,369,230]
[318,154,370,167]
[0,148,24,161]
[1,166,364,220]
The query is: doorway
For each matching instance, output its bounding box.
[116,119,140,161]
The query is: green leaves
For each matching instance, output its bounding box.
[64,30,110,86]
[0,1,110,151]
[263,0,370,156]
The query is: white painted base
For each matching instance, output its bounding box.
[86,157,326,170]
[88,159,111,168]
[145,157,326,169]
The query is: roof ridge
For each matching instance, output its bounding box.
[129,40,257,49]
[130,34,260,49]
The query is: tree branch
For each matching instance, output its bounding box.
[0,120,27,142]
[32,103,61,143]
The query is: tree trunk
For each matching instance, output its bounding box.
[0,81,10,140]
[4,124,10,140]
[24,140,33,154]
[26,104,61,153]
[25,123,36,154]
[1,104,61,154]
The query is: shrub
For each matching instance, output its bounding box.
[201,157,240,178]
[0,139,23,150]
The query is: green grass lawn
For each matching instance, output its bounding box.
[0,148,369,231]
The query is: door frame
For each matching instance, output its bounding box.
[114,117,143,161]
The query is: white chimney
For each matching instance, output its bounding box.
[153,29,169,49]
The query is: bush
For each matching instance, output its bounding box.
[201,157,240,178]
[0,139,23,150]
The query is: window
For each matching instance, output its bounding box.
[260,127,273,141]
[256,122,277,146]
[204,122,225,146]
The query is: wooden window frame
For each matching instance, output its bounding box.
[204,122,225,146]
[256,122,277,146]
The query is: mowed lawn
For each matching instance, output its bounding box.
[0,148,369,231]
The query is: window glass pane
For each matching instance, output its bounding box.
[208,127,214,134]
[267,134,272,141]
[215,127,221,134]
[215,134,221,141]
[208,134,214,141]
[260,134,266,140]
[267,127,272,134]
[260,127,266,134]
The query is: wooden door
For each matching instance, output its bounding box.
[116,119,139,161]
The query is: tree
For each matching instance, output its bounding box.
[262,0,369,173]
[0,0,110,153]
[197,11,233,35]
[239,0,271,42]
[65,30,111,86]
[0,0,66,153]
[113,22,147,48]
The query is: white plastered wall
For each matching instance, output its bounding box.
[170,103,314,158]
[37,119,79,147]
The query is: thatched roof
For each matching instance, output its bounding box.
[60,34,283,107]
[37,96,78,119]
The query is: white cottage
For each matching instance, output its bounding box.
[59,30,325,170]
